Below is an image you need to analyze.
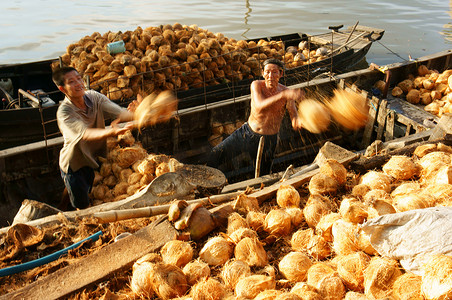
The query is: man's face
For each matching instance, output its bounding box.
[263,63,282,89]
[60,70,85,98]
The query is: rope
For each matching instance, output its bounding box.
[376,40,408,62]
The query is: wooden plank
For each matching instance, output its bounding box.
[375,99,388,141]
[361,96,380,148]
[2,218,177,300]
[385,110,395,141]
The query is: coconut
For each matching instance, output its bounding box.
[421,255,452,300]
[308,173,339,195]
[327,89,369,130]
[317,275,346,300]
[279,252,312,282]
[275,292,303,300]
[286,207,304,228]
[234,237,268,267]
[130,261,154,298]
[319,159,347,185]
[431,165,452,185]
[160,240,194,268]
[291,228,315,252]
[382,155,418,180]
[332,219,360,256]
[221,259,251,289]
[359,171,393,192]
[365,199,396,219]
[315,212,341,242]
[298,99,331,133]
[290,282,322,300]
[303,194,334,228]
[182,259,210,286]
[374,80,386,93]
[363,187,392,203]
[307,235,332,260]
[394,193,431,212]
[336,252,370,292]
[134,90,177,129]
[339,197,368,224]
[392,86,403,97]
[116,146,147,168]
[344,291,368,300]
[235,275,276,299]
[276,184,301,208]
[392,272,423,300]
[438,142,452,154]
[413,143,437,157]
[246,211,266,231]
[228,227,259,244]
[148,262,188,300]
[306,262,336,288]
[255,290,285,300]
[397,79,413,93]
[406,89,420,104]
[424,183,452,206]
[136,159,155,175]
[419,151,451,181]
[264,209,292,236]
[234,193,259,215]
[357,229,378,256]
[190,277,227,300]
[363,256,402,299]
[351,184,371,199]
[227,212,249,235]
[390,182,421,199]
[199,236,233,266]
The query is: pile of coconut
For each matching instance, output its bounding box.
[90,130,183,205]
[209,120,245,147]
[374,65,452,118]
[124,142,452,300]
[53,23,330,101]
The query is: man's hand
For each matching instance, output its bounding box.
[110,118,134,136]
[292,116,304,130]
[127,94,143,112]
[283,88,304,102]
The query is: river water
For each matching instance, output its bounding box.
[1,0,451,66]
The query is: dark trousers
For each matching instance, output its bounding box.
[208,123,278,176]
[60,166,94,209]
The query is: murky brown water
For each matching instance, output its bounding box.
[1,0,451,66]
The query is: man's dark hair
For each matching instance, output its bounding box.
[263,58,284,70]
[52,66,78,87]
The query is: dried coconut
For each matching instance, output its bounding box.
[315,212,341,242]
[276,184,301,208]
[199,236,233,266]
[246,211,266,231]
[332,219,360,256]
[227,212,249,235]
[392,272,423,300]
[160,240,194,268]
[264,209,292,236]
[130,261,154,298]
[363,256,402,299]
[382,155,418,180]
[190,277,227,300]
[235,275,276,299]
[307,235,332,260]
[221,259,251,289]
[306,262,336,288]
[255,289,285,300]
[275,292,303,300]
[317,275,346,300]
[308,173,339,195]
[278,252,312,282]
[148,262,188,300]
[336,252,370,292]
[291,228,315,252]
[234,193,259,215]
[339,197,368,224]
[286,207,304,228]
[413,143,437,157]
[394,193,431,212]
[228,227,258,244]
[359,171,393,192]
[234,237,268,267]
[319,159,347,185]
[303,194,334,228]
[290,282,322,300]
[182,259,210,286]
[344,291,369,300]
[421,255,452,300]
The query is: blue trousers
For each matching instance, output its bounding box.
[208,123,278,176]
[60,166,94,209]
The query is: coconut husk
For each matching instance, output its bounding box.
[363,256,402,299]
[332,219,360,256]
[276,184,301,208]
[327,89,369,131]
[235,275,276,299]
[298,99,331,133]
[307,235,332,260]
[319,159,347,186]
[234,193,260,215]
[246,211,266,232]
[264,209,292,237]
[1,223,45,261]
[306,262,336,289]
[339,197,368,224]
[199,236,233,266]
[278,252,312,282]
[382,155,419,180]
[290,282,322,300]
[392,272,423,300]
[317,275,346,300]
[190,277,227,300]
[315,212,341,242]
[413,144,437,158]
[130,261,154,298]
[134,90,178,130]
[227,212,249,235]
[115,145,147,168]
[182,259,210,286]
[160,240,194,268]
[291,228,315,252]
[351,184,371,199]
[336,252,370,292]
[344,291,369,300]
[275,292,304,300]
[359,171,393,193]
[234,237,268,267]
[308,173,339,195]
[228,227,258,244]
[421,255,452,300]
[220,259,251,289]
[148,262,188,300]
[357,229,378,256]
[255,289,285,300]
[303,194,334,228]
[285,207,304,228]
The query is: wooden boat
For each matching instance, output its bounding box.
[0,24,384,150]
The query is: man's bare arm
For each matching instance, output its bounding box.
[250,81,301,111]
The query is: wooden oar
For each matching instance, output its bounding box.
[255,136,265,178]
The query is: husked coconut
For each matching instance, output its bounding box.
[155,162,170,177]
[235,275,276,299]
[413,143,437,157]
[315,212,341,242]
[317,275,346,300]
[382,155,418,180]
[359,171,393,192]
[363,256,402,299]
[339,197,368,224]
[234,237,268,267]
[418,65,430,76]
[275,292,303,300]
[332,219,360,256]
[365,199,396,218]
[307,235,332,260]
[227,212,249,235]
[119,168,133,182]
[182,259,210,285]
[308,173,339,195]
[276,184,301,208]
[255,290,284,300]
[397,79,413,93]
[264,209,292,236]
[291,282,322,300]
[306,262,336,288]
[351,184,371,199]
[228,227,258,244]
[438,142,452,153]
[319,159,347,185]
[431,165,452,185]
[128,172,143,185]
[199,236,233,266]
[394,193,431,212]
[285,207,304,228]
[336,252,370,292]
[344,291,368,300]
[130,261,154,298]
[246,211,266,231]
[116,146,147,168]
[278,252,312,282]
[234,193,259,215]
[137,159,155,175]
[419,151,451,182]
[392,86,403,97]
[390,182,421,199]
[406,89,420,104]
[298,99,331,133]
[291,228,315,252]
[392,272,423,300]
[303,194,334,228]
[420,255,452,300]
[221,259,251,289]
[424,183,452,206]
[357,229,378,256]
[327,89,369,130]
[190,277,227,300]
[160,240,194,268]
[148,262,188,300]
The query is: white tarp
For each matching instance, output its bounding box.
[360,207,452,275]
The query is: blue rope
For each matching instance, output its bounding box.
[0,230,102,277]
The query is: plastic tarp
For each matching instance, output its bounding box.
[361,207,452,275]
